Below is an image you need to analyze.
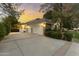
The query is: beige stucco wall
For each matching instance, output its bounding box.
[31,24,44,35]
[19,23,45,35]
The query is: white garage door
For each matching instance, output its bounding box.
[32,25,44,35]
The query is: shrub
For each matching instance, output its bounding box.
[0,22,6,40]
[63,31,73,41]
[44,28,73,41]
[3,22,11,35]
[3,17,11,35]
[44,27,52,36]
[44,29,62,39]
[51,31,62,39]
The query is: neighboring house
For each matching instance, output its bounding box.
[19,18,46,35]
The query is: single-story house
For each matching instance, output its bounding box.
[19,18,61,35]
[19,18,46,35]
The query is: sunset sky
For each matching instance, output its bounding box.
[18,3,44,23]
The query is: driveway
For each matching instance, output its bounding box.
[0,32,79,56]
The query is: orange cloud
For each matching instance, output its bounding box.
[18,9,43,23]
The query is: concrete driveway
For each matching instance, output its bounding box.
[0,32,79,56]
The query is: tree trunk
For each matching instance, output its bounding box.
[60,18,64,40]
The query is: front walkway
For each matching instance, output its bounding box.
[0,32,79,56]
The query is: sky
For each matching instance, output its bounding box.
[18,3,44,23]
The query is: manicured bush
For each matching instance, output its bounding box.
[63,31,73,41]
[0,22,6,40]
[3,17,11,35]
[50,31,62,39]
[44,28,73,41]
[44,27,52,36]
[3,22,11,35]
[44,29,62,39]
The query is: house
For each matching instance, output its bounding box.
[19,18,61,35]
[19,18,46,35]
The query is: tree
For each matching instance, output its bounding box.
[0,3,24,24]
[0,3,24,31]
[0,4,20,17]
[43,10,53,19]
[40,3,79,41]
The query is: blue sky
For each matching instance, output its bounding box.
[20,3,42,12]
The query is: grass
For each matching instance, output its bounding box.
[71,31,79,42]
[71,31,79,39]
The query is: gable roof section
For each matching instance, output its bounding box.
[26,18,45,25]
[19,18,46,25]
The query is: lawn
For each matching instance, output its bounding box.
[71,31,79,43]
[73,31,79,39]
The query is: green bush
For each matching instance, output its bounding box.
[3,17,11,35]
[44,29,62,39]
[0,22,6,40]
[51,31,62,39]
[3,22,11,35]
[63,31,73,41]
[44,28,52,37]
[44,28,73,41]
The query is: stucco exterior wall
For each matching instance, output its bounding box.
[31,24,44,35]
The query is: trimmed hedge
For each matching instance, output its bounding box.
[51,31,62,39]
[63,31,73,41]
[44,30,62,39]
[0,23,6,40]
[44,29,73,41]
[3,22,11,35]
[0,21,11,41]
